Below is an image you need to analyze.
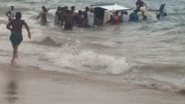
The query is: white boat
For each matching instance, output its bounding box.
[90,3,130,24]
[90,3,167,24]
[91,3,130,11]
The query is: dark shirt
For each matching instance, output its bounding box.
[75,14,83,25]
[64,13,73,23]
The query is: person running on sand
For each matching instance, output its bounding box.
[5,5,15,21]
[6,12,31,65]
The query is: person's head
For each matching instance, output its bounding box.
[42,6,48,12]
[114,11,118,16]
[42,6,45,10]
[78,10,82,14]
[71,6,75,11]
[137,0,141,2]
[85,7,89,11]
[11,6,14,10]
[123,11,128,15]
[15,12,22,20]
[64,6,68,11]
[57,6,61,11]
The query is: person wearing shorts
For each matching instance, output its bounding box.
[6,12,31,65]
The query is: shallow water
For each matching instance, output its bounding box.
[0,0,185,92]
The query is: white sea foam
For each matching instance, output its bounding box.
[0,24,9,35]
[44,49,130,74]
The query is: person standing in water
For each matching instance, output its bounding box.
[136,0,148,20]
[54,6,61,26]
[37,6,50,25]
[63,10,74,31]
[6,12,31,65]
[5,6,15,21]
[121,11,129,23]
[87,9,95,27]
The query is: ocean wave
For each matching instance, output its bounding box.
[132,78,185,94]
[44,49,130,74]
[169,12,185,16]
[0,23,9,35]
[125,64,185,94]
[133,64,185,74]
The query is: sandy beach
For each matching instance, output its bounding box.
[0,63,184,104]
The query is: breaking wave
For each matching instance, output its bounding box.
[44,49,130,74]
[126,64,185,94]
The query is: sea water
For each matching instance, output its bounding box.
[0,0,185,93]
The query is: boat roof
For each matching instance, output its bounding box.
[91,3,130,11]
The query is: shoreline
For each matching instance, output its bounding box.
[0,63,185,104]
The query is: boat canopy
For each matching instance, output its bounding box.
[90,3,130,25]
[91,4,130,11]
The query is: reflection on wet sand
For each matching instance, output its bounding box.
[1,64,185,104]
[4,68,21,104]
[6,80,18,104]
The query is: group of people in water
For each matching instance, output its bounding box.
[5,0,166,65]
[38,0,147,30]
[37,0,167,29]
[53,6,96,30]
[36,0,150,30]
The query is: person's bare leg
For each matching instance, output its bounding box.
[142,11,144,17]
[11,45,18,65]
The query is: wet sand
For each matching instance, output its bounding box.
[0,63,185,104]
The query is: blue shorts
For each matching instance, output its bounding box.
[10,33,23,46]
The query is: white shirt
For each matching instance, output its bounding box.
[122,14,129,23]
[8,10,15,20]
[87,12,95,27]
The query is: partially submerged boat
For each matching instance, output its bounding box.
[90,3,167,24]
[90,3,130,24]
